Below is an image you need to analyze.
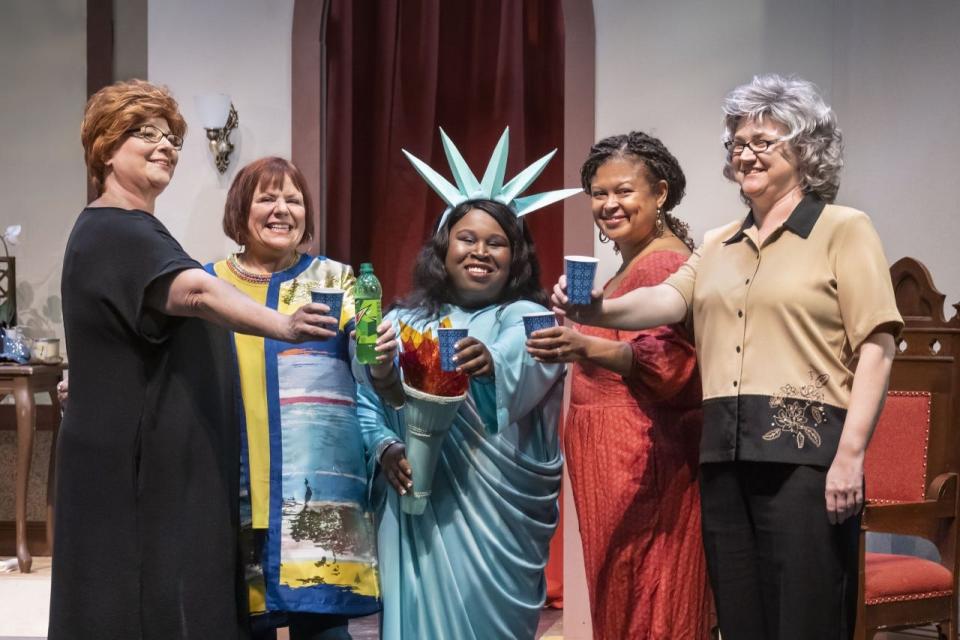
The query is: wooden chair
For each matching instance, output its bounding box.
[856,257,960,639]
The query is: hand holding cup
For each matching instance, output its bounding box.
[310,288,344,332]
[283,304,340,342]
[449,335,493,378]
[526,324,590,363]
[552,273,604,324]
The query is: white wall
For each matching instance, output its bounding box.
[593,0,960,310]
[832,0,960,312]
[0,0,88,341]
[147,0,295,265]
[0,0,86,526]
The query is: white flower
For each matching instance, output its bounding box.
[3,225,21,246]
[1,224,20,258]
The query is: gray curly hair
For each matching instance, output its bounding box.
[722,74,843,203]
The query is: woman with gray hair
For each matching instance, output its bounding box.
[544,74,902,638]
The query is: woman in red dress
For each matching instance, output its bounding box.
[529,132,710,639]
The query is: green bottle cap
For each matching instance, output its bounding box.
[360,262,374,274]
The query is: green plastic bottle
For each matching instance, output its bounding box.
[354,262,382,365]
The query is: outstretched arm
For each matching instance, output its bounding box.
[551,275,687,331]
[147,267,338,342]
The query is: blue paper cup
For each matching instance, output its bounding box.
[522,312,558,338]
[565,255,599,305]
[310,288,344,331]
[437,327,468,372]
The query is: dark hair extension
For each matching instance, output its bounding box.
[396,199,548,319]
[580,131,693,249]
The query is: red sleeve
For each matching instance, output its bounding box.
[616,252,699,401]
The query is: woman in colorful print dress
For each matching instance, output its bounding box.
[208,157,396,640]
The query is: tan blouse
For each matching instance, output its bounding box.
[664,195,903,466]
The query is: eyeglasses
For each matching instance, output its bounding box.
[126,124,184,150]
[724,138,782,156]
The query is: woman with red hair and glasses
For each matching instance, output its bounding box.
[208,157,398,640]
[52,82,332,639]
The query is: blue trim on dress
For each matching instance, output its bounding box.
[262,272,285,612]
[235,254,379,617]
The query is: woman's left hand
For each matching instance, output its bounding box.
[825,449,865,524]
[453,337,493,378]
[368,320,399,380]
[526,325,588,363]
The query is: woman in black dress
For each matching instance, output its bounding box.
[49,80,337,640]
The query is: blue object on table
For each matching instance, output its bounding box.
[1,328,30,364]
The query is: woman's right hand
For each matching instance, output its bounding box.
[526,325,590,363]
[282,303,340,342]
[381,442,413,495]
[551,274,604,324]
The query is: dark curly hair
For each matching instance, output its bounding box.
[396,199,548,318]
[580,131,693,249]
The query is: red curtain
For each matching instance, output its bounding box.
[319,0,567,605]
[322,0,567,304]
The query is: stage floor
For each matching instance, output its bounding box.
[0,557,564,639]
[0,558,941,639]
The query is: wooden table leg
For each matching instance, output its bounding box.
[13,377,35,573]
[47,387,61,553]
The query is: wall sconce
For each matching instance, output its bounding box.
[195,93,238,173]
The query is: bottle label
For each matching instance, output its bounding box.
[356,298,382,342]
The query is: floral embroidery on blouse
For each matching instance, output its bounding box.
[763,370,830,449]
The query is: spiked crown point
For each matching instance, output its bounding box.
[402,127,581,231]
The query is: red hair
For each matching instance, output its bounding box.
[222,157,315,246]
[81,79,186,195]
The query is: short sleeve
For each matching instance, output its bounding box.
[106,214,200,342]
[834,212,903,351]
[662,247,701,314]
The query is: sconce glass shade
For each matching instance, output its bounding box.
[195,93,233,129]
[194,93,239,174]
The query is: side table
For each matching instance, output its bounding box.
[0,362,65,573]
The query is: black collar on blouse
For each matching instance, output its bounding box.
[723,193,826,245]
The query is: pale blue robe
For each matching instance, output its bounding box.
[356,300,564,640]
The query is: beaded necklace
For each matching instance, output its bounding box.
[226,252,298,284]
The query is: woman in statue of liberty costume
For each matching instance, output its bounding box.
[356,129,580,639]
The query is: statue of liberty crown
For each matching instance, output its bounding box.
[402,127,582,232]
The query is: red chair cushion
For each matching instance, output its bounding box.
[864,552,953,605]
[865,392,931,503]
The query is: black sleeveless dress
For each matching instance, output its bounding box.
[49,207,245,639]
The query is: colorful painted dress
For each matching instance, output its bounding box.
[208,253,380,624]
[565,250,710,639]
[356,300,565,640]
